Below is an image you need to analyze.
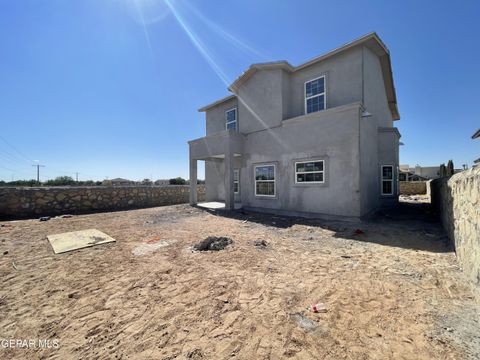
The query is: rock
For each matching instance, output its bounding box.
[253,240,268,249]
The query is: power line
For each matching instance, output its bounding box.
[0,134,34,163]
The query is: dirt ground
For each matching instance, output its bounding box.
[0,197,479,359]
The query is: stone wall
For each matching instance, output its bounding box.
[399,181,427,195]
[431,167,480,284]
[0,185,205,220]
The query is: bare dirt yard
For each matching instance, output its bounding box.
[1,197,479,359]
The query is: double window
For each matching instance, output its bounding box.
[225,108,237,131]
[305,76,326,114]
[255,164,275,197]
[381,165,394,195]
[233,169,239,194]
[295,160,324,183]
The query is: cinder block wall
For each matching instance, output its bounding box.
[431,168,480,284]
[0,185,205,220]
[399,181,427,195]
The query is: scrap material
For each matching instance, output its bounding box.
[47,229,115,254]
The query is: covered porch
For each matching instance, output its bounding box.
[188,130,245,210]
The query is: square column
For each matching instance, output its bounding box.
[224,141,235,210]
[189,154,197,206]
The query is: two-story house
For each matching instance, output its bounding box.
[188,32,401,219]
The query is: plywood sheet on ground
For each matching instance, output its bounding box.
[47,229,115,254]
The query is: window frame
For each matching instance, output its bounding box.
[294,159,325,184]
[225,107,237,131]
[254,164,276,198]
[233,169,240,194]
[381,165,394,196]
[304,75,327,114]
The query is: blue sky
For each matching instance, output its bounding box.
[0,0,479,181]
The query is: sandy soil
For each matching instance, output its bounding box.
[0,199,478,359]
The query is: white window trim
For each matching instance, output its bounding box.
[295,160,325,184]
[304,75,326,114]
[254,164,276,197]
[381,165,394,195]
[234,169,240,194]
[225,107,237,131]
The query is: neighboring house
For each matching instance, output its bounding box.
[105,178,135,186]
[188,33,401,218]
[399,165,440,181]
[154,179,170,186]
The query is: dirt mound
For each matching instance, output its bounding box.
[193,236,232,251]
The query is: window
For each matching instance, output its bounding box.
[295,160,324,183]
[305,76,326,114]
[381,165,394,195]
[225,108,237,131]
[255,164,275,197]
[234,169,240,194]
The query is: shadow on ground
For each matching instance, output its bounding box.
[196,199,452,254]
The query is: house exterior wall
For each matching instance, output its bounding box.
[287,46,363,119]
[206,97,238,135]
[236,68,285,133]
[193,35,400,218]
[240,104,362,218]
[360,45,399,213]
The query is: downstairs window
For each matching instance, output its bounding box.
[381,165,394,195]
[255,165,275,197]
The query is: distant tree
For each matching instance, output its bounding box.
[169,177,186,185]
[142,178,153,186]
[447,160,454,176]
[78,180,96,186]
[197,179,205,185]
[439,163,447,177]
[2,179,39,187]
[44,176,75,186]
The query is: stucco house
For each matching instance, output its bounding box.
[188,33,401,219]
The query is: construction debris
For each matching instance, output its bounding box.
[193,236,232,251]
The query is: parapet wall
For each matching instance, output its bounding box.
[0,185,205,219]
[431,168,480,284]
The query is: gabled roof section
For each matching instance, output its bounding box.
[199,32,400,120]
[198,94,236,112]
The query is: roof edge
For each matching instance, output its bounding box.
[198,94,236,112]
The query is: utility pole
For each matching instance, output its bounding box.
[75,172,80,182]
[32,164,45,183]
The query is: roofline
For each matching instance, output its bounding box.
[198,94,236,112]
[199,32,400,120]
[472,129,480,139]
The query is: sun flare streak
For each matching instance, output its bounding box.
[164,0,231,85]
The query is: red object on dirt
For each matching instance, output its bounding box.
[354,229,365,235]
[310,303,327,313]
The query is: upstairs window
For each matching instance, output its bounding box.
[255,164,275,197]
[381,165,394,195]
[305,76,326,114]
[295,160,325,183]
[225,108,237,131]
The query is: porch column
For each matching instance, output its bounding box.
[224,141,235,210]
[189,151,197,206]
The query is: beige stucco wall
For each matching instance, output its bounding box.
[0,185,206,219]
[431,168,480,284]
